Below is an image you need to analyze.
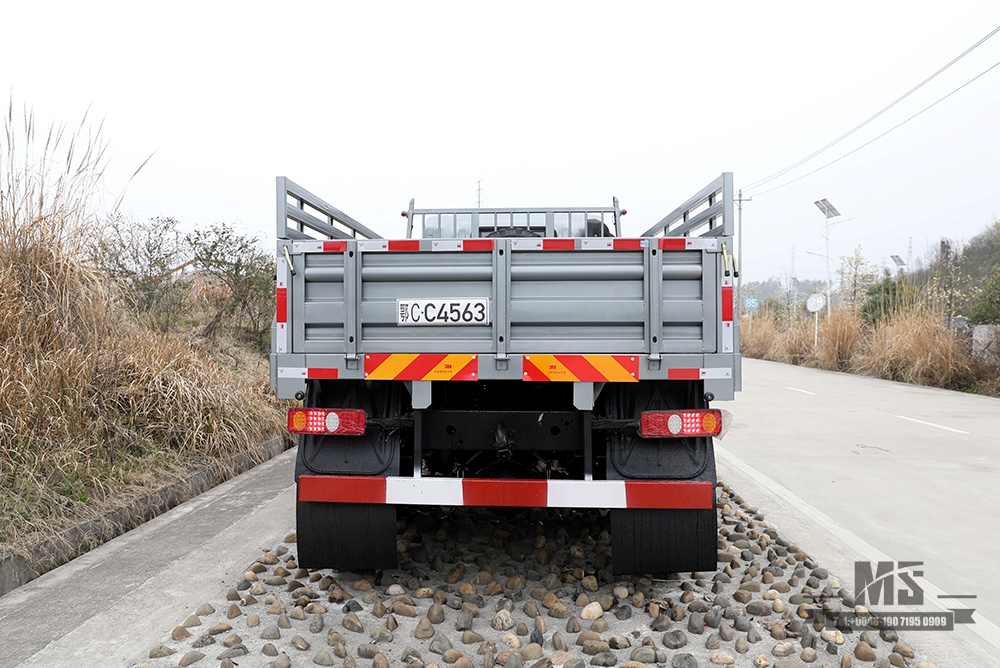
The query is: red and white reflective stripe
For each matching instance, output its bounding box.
[430,239,495,252]
[658,238,718,251]
[578,238,646,250]
[510,238,648,251]
[275,253,290,353]
[290,237,718,253]
[666,368,732,380]
[291,240,348,254]
[277,367,339,379]
[721,277,734,353]
[358,240,421,252]
[298,475,714,509]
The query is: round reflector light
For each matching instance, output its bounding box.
[702,412,718,433]
[667,413,683,435]
[292,410,306,432]
[325,412,341,433]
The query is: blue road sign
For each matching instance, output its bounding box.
[744,295,759,311]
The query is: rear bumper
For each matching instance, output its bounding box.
[297,475,714,509]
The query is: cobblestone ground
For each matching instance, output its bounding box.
[131,482,939,668]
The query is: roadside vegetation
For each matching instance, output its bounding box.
[740,227,1000,396]
[0,106,287,563]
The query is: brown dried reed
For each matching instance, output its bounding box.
[0,104,285,556]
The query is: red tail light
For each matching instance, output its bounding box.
[640,409,726,438]
[287,408,366,436]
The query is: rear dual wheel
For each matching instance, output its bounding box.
[295,381,405,571]
[602,381,718,575]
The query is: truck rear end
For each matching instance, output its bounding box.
[271,174,741,574]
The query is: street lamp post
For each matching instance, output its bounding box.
[813,198,841,318]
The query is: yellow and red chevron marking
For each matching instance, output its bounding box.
[522,355,638,382]
[364,354,478,381]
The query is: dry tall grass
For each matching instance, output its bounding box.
[854,310,972,388]
[0,105,286,556]
[816,309,862,371]
[739,302,997,394]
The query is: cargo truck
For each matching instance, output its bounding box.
[270,174,741,574]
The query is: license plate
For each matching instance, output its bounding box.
[396,298,491,326]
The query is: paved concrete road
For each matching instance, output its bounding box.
[0,449,297,668]
[717,358,1000,665]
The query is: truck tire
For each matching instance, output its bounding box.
[294,380,406,571]
[297,501,397,571]
[610,506,717,575]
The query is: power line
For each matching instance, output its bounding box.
[751,57,1000,197]
[744,24,1000,193]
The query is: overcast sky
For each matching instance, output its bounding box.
[4,1,999,283]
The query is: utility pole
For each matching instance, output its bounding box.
[477,180,482,208]
[736,189,751,318]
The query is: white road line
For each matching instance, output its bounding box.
[784,386,816,395]
[895,415,969,434]
[716,445,1000,656]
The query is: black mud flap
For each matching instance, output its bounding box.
[296,500,398,571]
[610,507,717,575]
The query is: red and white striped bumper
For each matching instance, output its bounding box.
[297,475,714,509]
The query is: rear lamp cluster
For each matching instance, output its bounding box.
[287,408,366,435]
[640,409,727,438]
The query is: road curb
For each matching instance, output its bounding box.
[0,435,288,597]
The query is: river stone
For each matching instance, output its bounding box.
[442,648,465,663]
[672,654,699,668]
[773,641,796,657]
[343,611,364,632]
[313,650,336,666]
[148,644,175,658]
[217,645,249,659]
[590,618,610,633]
[711,651,736,665]
[521,643,543,660]
[582,639,611,655]
[492,609,516,631]
[688,612,706,634]
[430,632,454,654]
[581,601,604,620]
[631,646,656,663]
[747,601,772,616]
[428,602,446,623]
[178,651,206,667]
[649,614,673,632]
[591,652,617,667]
[663,630,688,649]
[855,641,877,662]
[892,641,914,658]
